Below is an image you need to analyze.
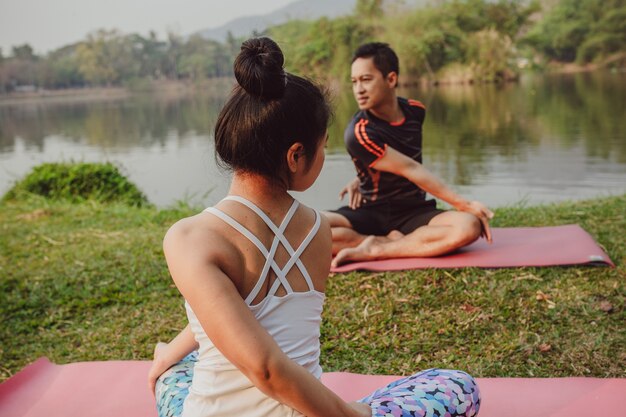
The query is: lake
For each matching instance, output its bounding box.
[1,71,625,211]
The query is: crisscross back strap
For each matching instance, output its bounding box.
[205,206,289,302]
[204,196,320,305]
[224,196,320,292]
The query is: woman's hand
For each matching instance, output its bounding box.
[147,324,198,396]
[147,342,172,396]
[348,401,372,417]
[339,177,362,210]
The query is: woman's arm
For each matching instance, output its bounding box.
[164,221,370,417]
[147,324,198,395]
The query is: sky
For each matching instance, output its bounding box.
[0,0,296,55]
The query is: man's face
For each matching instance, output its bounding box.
[351,57,395,111]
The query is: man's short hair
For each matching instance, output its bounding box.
[352,42,400,78]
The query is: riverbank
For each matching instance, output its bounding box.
[2,60,623,104]
[0,194,624,381]
[0,74,501,106]
[546,52,626,74]
[0,78,235,106]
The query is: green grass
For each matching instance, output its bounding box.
[0,194,624,382]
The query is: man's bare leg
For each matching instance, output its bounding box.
[331,211,481,267]
[323,211,404,255]
[323,211,365,254]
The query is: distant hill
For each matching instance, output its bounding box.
[195,0,431,42]
[196,0,356,41]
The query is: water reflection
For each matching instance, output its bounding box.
[0,93,225,153]
[0,72,625,209]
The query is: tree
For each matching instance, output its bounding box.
[465,28,514,80]
[76,29,139,85]
[12,44,36,60]
[130,32,168,79]
[2,44,40,88]
[178,35,230,79]
[40,45,84,89]
[355,0,384,18]
[523,0,626,63]
[164,31,184,79]
[226,31,239,57]
[577,6,626,63]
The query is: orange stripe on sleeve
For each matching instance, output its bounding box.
[408,99,426,109]
[368,144,388,168]
[359,120,385,155]
[354,119,383,157]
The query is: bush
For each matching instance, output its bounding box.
[523,0,626,64]
[2,162,150,206]
[465,28,515,81]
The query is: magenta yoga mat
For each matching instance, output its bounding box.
[1,358,625,417]
[331,225,614,273]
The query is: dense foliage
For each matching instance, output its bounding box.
[271,0,537,83]
[523,0,626,63]
[0,30,241,92]
[3,162,150,207]
[0,0,624,92]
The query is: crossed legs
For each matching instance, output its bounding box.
[324,210,482,267]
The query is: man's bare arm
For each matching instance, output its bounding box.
[372,146,494,241]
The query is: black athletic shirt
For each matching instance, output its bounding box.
[344,97,429,206]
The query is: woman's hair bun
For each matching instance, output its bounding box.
[234,37,286,100]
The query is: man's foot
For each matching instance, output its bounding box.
[331,235,382,268]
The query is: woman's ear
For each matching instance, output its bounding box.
[286,142,305,173]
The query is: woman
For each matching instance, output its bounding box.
[148,37,481,417]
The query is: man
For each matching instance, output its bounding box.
[325,42,494,268]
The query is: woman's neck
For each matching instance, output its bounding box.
[228,171,293,209]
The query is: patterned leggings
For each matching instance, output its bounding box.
[155,352,481,417]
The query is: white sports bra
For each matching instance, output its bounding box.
[182,195,325,417]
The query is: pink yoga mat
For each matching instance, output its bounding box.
[322,372,626,417]
[1,358,624,417]
[331,225,614,273]
[0,358,155,417]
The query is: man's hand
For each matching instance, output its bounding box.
[339,177,362,210]
[457,200,494,242]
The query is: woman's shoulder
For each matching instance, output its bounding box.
[295,202,330,234]
[315,207,331,239]
[299,204,332,255]
[163,211,239,266]
[165,210,216,240]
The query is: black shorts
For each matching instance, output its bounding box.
[330,199,445,236]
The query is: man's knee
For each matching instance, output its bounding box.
[455,214,481,246]
[322,211,352,228]
[431,211,481,247]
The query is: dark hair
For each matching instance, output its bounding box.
[214,37,331,181]
[352,42,400,79]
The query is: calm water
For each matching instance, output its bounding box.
[1,72,625,211]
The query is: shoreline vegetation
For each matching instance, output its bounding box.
[1,53,624,105]
[0,164,624,382]
[1,0,625,97]
[0,78,236,105]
